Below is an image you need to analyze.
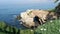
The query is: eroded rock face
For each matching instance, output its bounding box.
[20,11,36,28]
[17,9,57,29]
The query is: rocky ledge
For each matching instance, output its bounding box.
[16,9,57,29]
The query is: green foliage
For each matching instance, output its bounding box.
[54,0,59,3]
[35,19,60,34]
[0,19,60,34]
[48,9,55,12]
[20,29,34,34]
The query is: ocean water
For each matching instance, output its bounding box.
[0,3,57,28]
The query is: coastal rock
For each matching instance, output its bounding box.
[17,9,57,28]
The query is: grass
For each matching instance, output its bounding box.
[0,21,34,34]
[0,19,60,34]
[35,19,60,34]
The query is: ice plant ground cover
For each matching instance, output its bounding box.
[0,18,60,34]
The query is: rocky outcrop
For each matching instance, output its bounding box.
[17,9,57,29]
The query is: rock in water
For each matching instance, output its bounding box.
[17,9,57,28]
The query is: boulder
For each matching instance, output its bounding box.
[17,9,57,28]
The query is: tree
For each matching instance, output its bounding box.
[54,0,60,18]
[54,0,59,3]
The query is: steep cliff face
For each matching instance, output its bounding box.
[17,9,57,28]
